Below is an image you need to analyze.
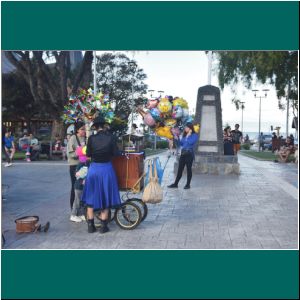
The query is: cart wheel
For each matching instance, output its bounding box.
[126,198,148,222]
[114,202,142,230]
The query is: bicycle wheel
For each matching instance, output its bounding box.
[126,198,148,222]
[114,202,142,230]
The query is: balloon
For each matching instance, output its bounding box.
[194,124,200,133]
[157,97,172,114]
[155,126,173,140]
[182,108,189,118]
[82,145,87,155]
[172,105,183,119]
[146,98,159,109]
[173,98,189,109]
[137,107,157,127]
[150,108,162,121]
[76,146,87,163]
[165,118,177,128]
[144,113,157,127]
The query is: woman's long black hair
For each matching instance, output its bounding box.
[182,123,195,137]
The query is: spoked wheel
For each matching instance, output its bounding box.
[114,202,142,230]
[125,198,148,222]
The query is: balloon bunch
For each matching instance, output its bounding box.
[137,96,199,140]
[61,88,115,125]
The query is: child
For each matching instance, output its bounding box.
[70,146,89,223]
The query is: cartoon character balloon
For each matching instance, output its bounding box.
[157,97,172,114]
[155,126,173,140]
[172,105,183,119]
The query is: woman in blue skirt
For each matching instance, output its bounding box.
[82,116,121,234]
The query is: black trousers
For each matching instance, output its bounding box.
[175,152,193,186]
[69,165,77,210]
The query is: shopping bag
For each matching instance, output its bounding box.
[142,160,163,204]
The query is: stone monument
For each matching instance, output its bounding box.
[193,85,240,175]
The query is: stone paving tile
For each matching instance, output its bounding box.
[2,153,298,249]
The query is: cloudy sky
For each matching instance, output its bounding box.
[97,51,295,137]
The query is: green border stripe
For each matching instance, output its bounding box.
[1,1,299,50]
[2,250,299,299]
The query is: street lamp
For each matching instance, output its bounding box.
[128,60,137,132]
[148,89,155,98]
[240,101,245,133]
[252,89,269,151]
[158,90,164,97]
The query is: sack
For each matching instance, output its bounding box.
[15,216,40,233]
[142,160,163,204]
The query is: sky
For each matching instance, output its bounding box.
[96,51,296,137]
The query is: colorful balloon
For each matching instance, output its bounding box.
[150,108,162,121]
[155,126,173,139]
[165,118,177,128]
[157,97,172,114]
[172,105,183,119]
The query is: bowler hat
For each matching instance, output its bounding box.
[91,115,106,127]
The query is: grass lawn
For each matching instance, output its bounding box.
[240,150,295,162]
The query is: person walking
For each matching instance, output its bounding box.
[168,123,198,189]
[231,124,243,154]
[223,126,234,155]
[67,121,86,211]
[82,116,121,234]
[3,129,16,167]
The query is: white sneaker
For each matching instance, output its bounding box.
[79,215,86,221]
[4,163,10,167]
[8,162,12,167]
[70,215,82,223]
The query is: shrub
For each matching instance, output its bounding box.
[241,143,250,150]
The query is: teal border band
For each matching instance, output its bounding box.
[1,250,299,299]
[1,1,299,50]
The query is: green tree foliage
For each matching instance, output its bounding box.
[216,51,298,115]
[96,53,148,122]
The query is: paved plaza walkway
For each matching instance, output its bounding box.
[1,152,298,249]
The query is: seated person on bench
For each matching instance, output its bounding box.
[276,137,295,163]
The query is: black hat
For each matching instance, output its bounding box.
[91,115,106,127]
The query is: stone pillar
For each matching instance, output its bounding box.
[174,85,240,175]
[193,85,239,175]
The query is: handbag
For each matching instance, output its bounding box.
[142,160,163,204]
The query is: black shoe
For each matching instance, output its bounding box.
[41,222,50,232]
[87,219,96,233]
[168,183,178,188]
[184,185,190,189]
[99,220,109,234]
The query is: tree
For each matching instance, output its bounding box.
[96,53,148,124]
[4,51,94,138]
[216,51,298,115]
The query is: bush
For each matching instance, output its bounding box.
[156,141,169,149]
[241,143,250,150]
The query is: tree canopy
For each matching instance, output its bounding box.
[216,51,298,115]
[3,51,93,137]
[96,53,148,122]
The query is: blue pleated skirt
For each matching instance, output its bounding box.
[82,162,121,210]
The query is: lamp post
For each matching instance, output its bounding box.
[93,51,97,95]
[158,90,164,98]
[240,101,245,133]
[252,89,269,152]
[128,60,137,132]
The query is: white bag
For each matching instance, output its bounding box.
[142,160,163,204]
